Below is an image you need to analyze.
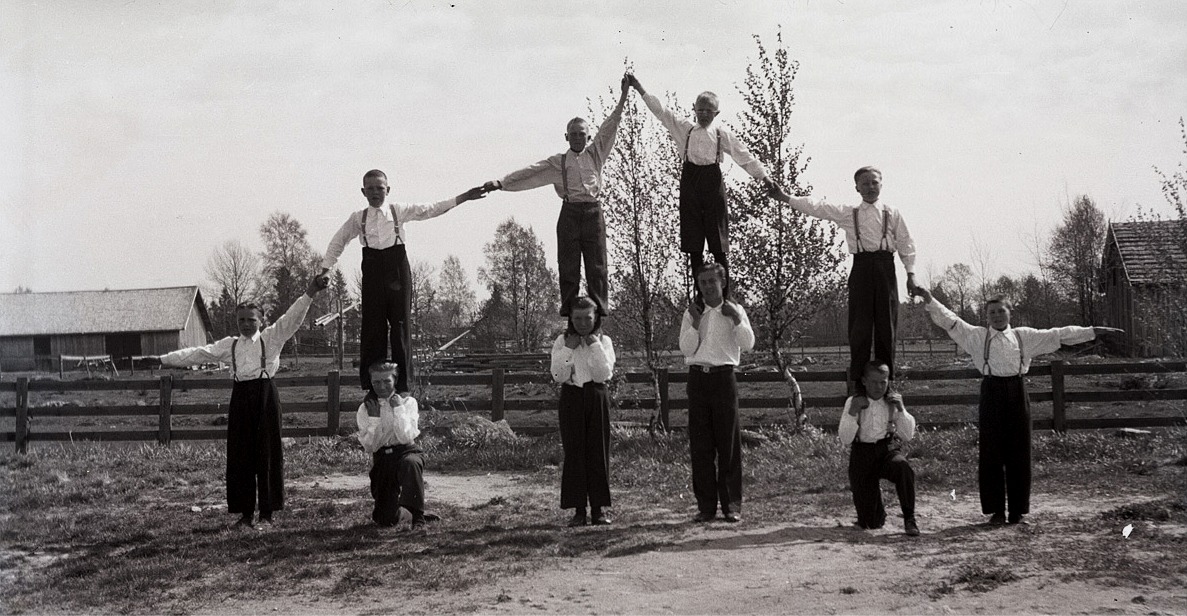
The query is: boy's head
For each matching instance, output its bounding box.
[566,296,602,337]
[695,262,728,307]
[361,169,390,208]
[859,361,891,401]
[693,92,720,128]
[234,303,265,338]
[368,361,400,398]
[565,118,592,153]
[853,166,882,204]
[985,295,1013,331]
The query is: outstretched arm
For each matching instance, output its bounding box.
[456,186,488,205]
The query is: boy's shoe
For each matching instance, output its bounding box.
[567,513,588,527]
[904,518,920,536]
[723,512,741,524]
[693,511,716,523]
[234,514,254,529]
[988,513,1007,526]
[591,513,612,526]
[1007,514,1028,526]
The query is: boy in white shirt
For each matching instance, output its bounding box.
[320,170,486,394]
[145,276,326,529]
[679,263,755,523]
[356,361,430,529]
[838,361,919,536]
[550,296,617,527]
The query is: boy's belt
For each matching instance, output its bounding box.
[689,364,734,374]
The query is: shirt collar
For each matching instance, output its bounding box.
[860,200,883,211]
[239,331,262,343]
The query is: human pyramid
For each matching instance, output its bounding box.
[145,72,1121,535]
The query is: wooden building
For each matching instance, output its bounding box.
[0,286,212,371]
[1100,221,1187,357]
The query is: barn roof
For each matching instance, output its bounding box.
[1106,221,1187,285]
[0,286,210,337]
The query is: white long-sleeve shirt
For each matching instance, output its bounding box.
[837,396,917,444]
[641,93,769,181]
[161,294,312,381]
[355,394,420,454]
[550,334,616,386]
[924,298,1096,377]
[781,196,917,273]
[500,106,624,202]
[321,198,459,270]
[679,302,755,367]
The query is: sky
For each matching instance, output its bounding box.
[2,0,1185,305]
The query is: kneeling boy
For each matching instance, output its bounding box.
[356,361,429,528]
[837,361,919,536]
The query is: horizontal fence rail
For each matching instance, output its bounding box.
[2,360,1185,452]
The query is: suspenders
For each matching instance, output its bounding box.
[852,207,891,252]
[982,329,1025,377]
[231,337,268,381]
[360,205,401,248]
[854,399,896,442]
[684,126,724,163]
[561,152,569,203]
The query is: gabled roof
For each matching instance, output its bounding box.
[0,286,210,337]
[1106,221,1187,285]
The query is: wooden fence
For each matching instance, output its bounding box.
[2,360,1185,453]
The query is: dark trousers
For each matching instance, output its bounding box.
[687,367,742,515]
[360,244,413,393]
[979,376,1032,517]
[226,379,284,515]
[556,201,608,316]
[848,251,898,382]
[679,161,728,256]
[558,383,612,509]
[848,438,916,528]
[369,443,425,525]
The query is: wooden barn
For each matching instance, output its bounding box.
[1100,221,1187,357]
[0,286,213,371]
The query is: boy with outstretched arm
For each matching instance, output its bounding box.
[320,170,486,394]
[483,75,630,316]
[143,276,326,529]
[914,286,1121,526]
[356,361,435,529]
[680,263,755,523]
[627,74,788,300]
[771,167,917,393]
[838,361,919,536]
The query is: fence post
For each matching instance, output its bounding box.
[158,375,172,445]
[326,369,341,436]
[58,356,64,379]
[16,378,29,454]
[491,368,505,423]
[657,367,670,431]
[1051,360,1066,433]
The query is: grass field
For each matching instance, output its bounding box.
[2,423,1185,614]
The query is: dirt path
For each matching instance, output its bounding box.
[219,476,1186,615]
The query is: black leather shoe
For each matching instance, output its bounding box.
[567,513,588,527]
[723,512,741,523]
[693,511,715,523]
[988,513,1007,526]
[591,514,612,526]
[904,518,920,536]
[1007,514,1028,526]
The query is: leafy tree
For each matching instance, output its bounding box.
[478,218,558,351]
[409,260,437,347]
[1047,195,1106,325]
[258,212,322,318]
[436,254,478,332]
[596,69,685,367]
[939,263,975,321]
[727,29,846,371]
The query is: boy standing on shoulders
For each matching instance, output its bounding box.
[915,287,1121,526]
[772,167,917,394]
[483,75,630,317]
[838,361,919,536]
[320,170,486,394]
[627,74,788,300]
[144,276,326,529]
[356,361,434,529]
[680,263,755,523]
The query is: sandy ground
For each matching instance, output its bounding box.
[207,473,1187,616]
